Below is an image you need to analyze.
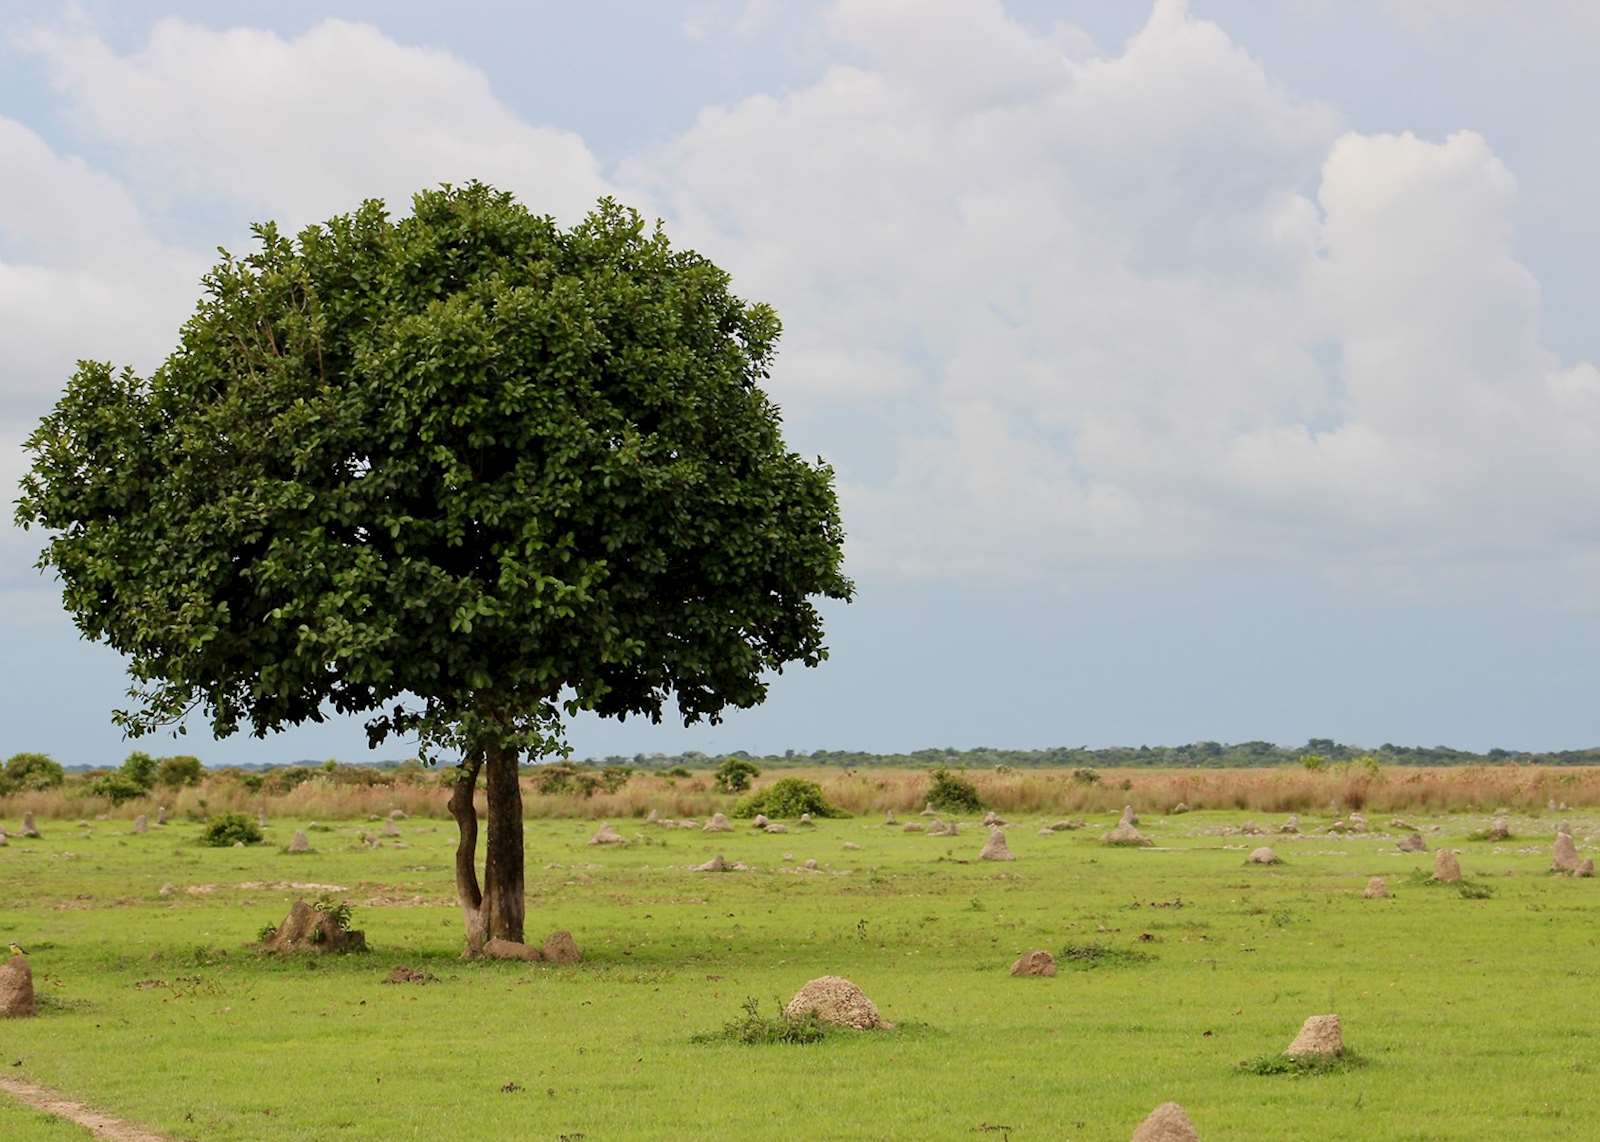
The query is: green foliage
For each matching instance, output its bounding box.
[713,757,761,793]
[663,766,692,778]
[1300,754,1326,771]
[15,183,852,765]
[266,767,316,794]
[734,777,837,819]
[155,754,204,789]
[1070,767,1101,785]
[533,763,631,797]
[925,767,982,814]
[201,812,264,847]
[1238,1050,1366,1076]
[1058,943,1155,969]
[119,750,159,790]
[690,997,829,1045]
[90,771,147,806]
[2,752,65,793]
[257,922,280,943]
[313,895,353,932]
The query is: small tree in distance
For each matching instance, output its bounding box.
[713,758,761,793]
[17,183,853,953]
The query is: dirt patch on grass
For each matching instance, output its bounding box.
[0,1075,171,1141]
[385,966,437,984]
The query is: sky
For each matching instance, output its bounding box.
[4,0,1600,766]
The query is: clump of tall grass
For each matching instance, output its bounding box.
[1237,1050,1367,1077]
[690,998,831,1046]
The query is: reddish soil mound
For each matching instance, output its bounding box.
[262,900,367,954]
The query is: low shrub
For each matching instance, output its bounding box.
[89,771,148,806]
[926,767,982,813]
[1238,1050,1366,1076]
[265,766,316,794]
[201,812,264,847]
[690,998,829,1046]
[1059,942,1155,969]
[312,895,354,936]
[533,763,632,797]
[735,777,839,819]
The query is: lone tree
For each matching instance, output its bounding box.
[16,184,852,952]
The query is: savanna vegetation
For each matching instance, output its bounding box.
[2,801,1596,1139]
[8,753,1600,826]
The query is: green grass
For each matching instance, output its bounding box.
[1237,1049,1369,1076]
[1057,941,1156,969]
[0,1100,91,1142]
[0,810,1595,1139]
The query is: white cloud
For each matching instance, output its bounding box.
[625,0,1600,588]
[0,117,205,408]
[21,18,612,231]
[4,17,618,605]
[4,1,1598,604]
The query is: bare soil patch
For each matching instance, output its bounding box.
[0,1076,170,1141]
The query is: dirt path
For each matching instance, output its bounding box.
[0,1076,170,1142]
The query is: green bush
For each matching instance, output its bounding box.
[926,767,982,813]
[201,812,263,847]
[1238,1050,1365,1076]
[265,766,315,794]
[2,752,66,793]
[713,758,761,793]
[1059,943,1155,969]
[155,755,204,789]
[90,771,147,806]
[1070,767,1101,785]
[119,750,159,790]
[533,763,631,797]
[690,997,829,1046]
[664,766,693,778]
[735,777,838,819]
[313,895,353,933]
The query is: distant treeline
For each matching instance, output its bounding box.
[578,739,1600,770]
[39,739,1600,775]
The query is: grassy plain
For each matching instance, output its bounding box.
[1,797,1598,1140]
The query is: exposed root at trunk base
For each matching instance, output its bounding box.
[473,930,581,964]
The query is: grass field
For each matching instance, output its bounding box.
[1,801,1597,1140]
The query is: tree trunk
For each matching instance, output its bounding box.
[447,751,488,954]
[481,742,526,944]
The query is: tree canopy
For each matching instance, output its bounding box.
[17,183,851,950]
[16,183,852,762]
